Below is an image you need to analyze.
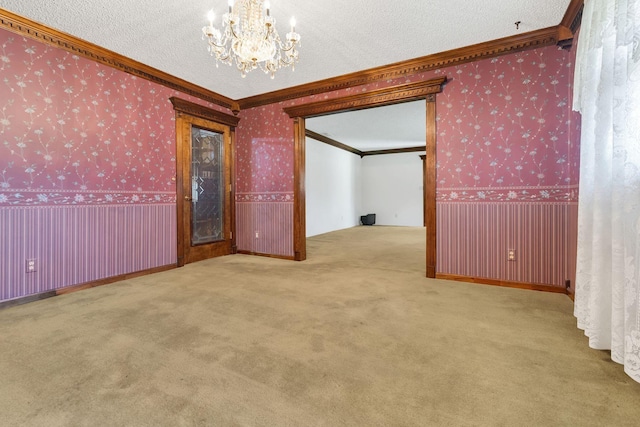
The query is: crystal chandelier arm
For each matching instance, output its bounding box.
[263,23,275,41]
[278,41,297,53]
[204,31,226,49]
[223,11,240,40]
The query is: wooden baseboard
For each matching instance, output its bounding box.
[236,250,295,261]
[435,273,568,294]
[0,290,57,310]
[56,264,177,295]
[0,264,177,310]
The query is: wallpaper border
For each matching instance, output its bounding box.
[0,189,176,206]
[437,185,579,203]
[236,192,294,203]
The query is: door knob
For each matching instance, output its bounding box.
[184,196,192,201]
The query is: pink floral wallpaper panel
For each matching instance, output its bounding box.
[567,29,582,189]
[235,103,295,195]
[0,27,228,207]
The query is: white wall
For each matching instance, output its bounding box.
[306,138,362,237]
[306,139,423,235]
[361,153,424,226]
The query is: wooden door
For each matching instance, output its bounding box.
[176,115,233,265]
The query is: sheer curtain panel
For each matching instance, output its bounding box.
[573,0,640,383]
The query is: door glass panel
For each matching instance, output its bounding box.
[191,126,224,245]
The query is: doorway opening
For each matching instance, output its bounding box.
[305,100,427,237]
[283,77,447,277]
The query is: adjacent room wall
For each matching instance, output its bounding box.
[236,44,578,288]
[305,142,424,235]
[361,153,424,227]
[0,28,225,302]
[305,138,362,237]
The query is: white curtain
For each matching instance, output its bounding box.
[573,0,640,382]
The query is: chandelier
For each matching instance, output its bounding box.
[202,0,301,78]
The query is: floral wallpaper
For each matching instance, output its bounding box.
[0,28,224,207]
[432,48,575,202]
[235,101,294,199]
[237,45,574,202]
[568,29,582,190]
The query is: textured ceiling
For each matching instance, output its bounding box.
[0,0,571,100]
[307,101,427,151]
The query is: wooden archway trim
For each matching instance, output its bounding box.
[284,77,446,118]
[425,94,437,278]
[287,77,446,278]
[420,154,426,227]
[170,97,240,128]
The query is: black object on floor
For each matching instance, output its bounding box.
[360,214,376,226]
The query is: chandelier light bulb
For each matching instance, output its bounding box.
[290,16,296,31]
[265,1,270,16]
[207,9,215,26]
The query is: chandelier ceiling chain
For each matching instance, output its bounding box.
[202,0,301,78]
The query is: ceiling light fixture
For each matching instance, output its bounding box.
[202,0,301,79]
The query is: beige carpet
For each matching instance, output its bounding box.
[1,226,639,426]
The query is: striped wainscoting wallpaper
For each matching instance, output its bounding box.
[236,196,293,257]
[437,202,578,288]
[566,202,578,292]
[0,204,176,302]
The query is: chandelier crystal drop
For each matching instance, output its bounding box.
[201,0,301,79]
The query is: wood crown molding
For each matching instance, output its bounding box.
[306,129,363,157]
[561,0,584,34]
[0,8,239,113]
[306,129,425,157]
[170,97,240,127]
[284,77,447,119]
[362,146,426,157]
[240,25,570,110]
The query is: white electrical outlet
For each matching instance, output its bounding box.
[255,231,259,238]
[26,259,36,273]
[507,249,516,261]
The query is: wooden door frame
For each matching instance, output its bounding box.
[170,97,240,267]
[283,77,447,278]
[420,154,427,227]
